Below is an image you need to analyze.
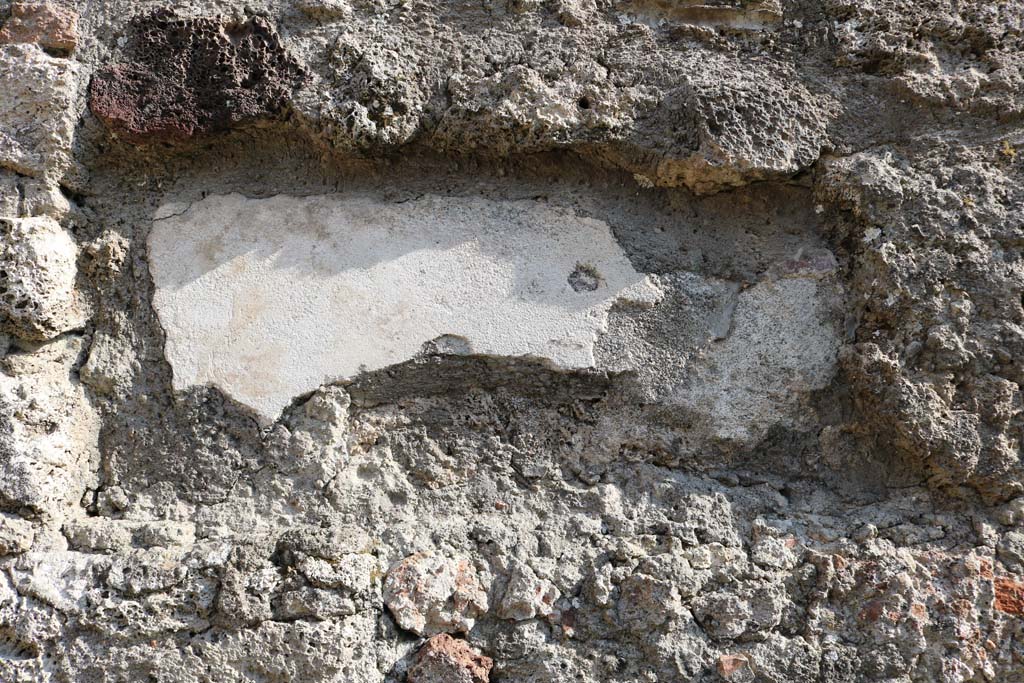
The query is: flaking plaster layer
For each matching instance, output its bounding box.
[149,193,661,420]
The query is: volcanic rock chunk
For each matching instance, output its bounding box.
[89,10,305,143]
[619,0,782,30]
[657,62,830,194]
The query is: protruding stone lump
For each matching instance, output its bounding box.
[0,512,34,555]
[408,634,493,683]
[0,43,81,181]
[0,1,79,53]
[383,552,489,636]
[497,560,559,621]
[0,216,87,341]
[88,10,305,143]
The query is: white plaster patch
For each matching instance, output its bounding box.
[149,193,661,421]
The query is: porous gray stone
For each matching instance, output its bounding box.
[497,560,559,621]
[0,335,99,518]
[0,216,87,341]
[0,513,34,556]
[0,43,81,182]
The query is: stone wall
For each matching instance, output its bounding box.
[1,1,1023,681]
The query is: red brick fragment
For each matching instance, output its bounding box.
[995,577,1024,616]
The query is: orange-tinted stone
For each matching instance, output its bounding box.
[0,2,78,52]
[408,634,493,683]
[994,578,1024,616]
[717,654,750,679]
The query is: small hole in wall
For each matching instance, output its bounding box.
[568,264,601,292]
[577,96,591,110]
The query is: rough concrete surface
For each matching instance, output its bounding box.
[0,0,1022,682]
